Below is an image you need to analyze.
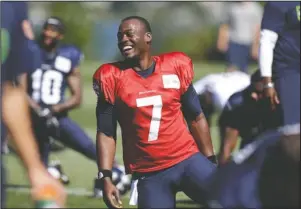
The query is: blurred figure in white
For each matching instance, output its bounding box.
[193,71,250,126]
[217,1,263,73]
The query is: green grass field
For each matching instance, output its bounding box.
[3,60,256,208]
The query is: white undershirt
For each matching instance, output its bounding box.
[259,29,279,77]
[193,71,251,111]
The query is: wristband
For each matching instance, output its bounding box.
[207,155,218,165]
[263,82,274,89]
[97,169,112,180]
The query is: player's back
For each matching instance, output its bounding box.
[220,88,265,147]
[194,71,250,110]
[262,2,300,76]
[1,2,33,83]
[93,52,199,174]
[27,43,82,109]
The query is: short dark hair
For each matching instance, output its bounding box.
[121,16,152,33]
[251,69,262,83]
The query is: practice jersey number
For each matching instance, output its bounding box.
[136,95,163,142]
[31,69,63,104]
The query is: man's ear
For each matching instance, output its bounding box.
[145,32,152,43]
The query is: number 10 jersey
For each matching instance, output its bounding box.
[93,52,199,174]
[27,43,82,109]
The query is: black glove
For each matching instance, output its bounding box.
[36,108,60,137]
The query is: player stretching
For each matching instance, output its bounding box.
[259,2,300,126]
[18,17,125,197]
[1,2,65,207]
[93,16,217,208]
[193,70,250,126]
[218,70,278,164]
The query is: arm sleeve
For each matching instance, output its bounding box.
[259,29,278,77]
[93,65,117,137]
[259,2,284,77]
[95,96,117,138]
[181,84,203,121]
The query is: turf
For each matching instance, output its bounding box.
[3,60,256,208]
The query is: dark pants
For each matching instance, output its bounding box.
[135,153,216,208]
[207,130,282,208]
[226,41,250,73]
[275,72,300,126]
[32,113,97,166]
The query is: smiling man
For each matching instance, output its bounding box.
[93,16,217,208]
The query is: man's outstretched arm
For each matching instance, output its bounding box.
[181,84,216,163]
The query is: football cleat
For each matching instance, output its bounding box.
[47,160,70,185]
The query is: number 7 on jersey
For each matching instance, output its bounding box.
[136,95,162,142]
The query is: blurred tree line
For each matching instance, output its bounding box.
[47,2,266,62]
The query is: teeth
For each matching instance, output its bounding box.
[123,46,133,51]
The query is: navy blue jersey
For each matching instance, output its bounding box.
[1,2,34,82]
[219,88,266,147]
[27,43,83,108]
[261,2,300,76]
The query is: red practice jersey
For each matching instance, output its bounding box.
[93,52,199,174]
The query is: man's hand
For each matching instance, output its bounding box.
[29,166,66,208]
[102,178,122,209]
[263,86,280,111]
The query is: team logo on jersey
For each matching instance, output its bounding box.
[93,79,100,96]
[54,56,72,73]
[162,74,180,89]
[1,29,10,63]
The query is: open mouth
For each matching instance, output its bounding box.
[122,45,133,53]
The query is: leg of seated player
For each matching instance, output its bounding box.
[275,74,300,126]
[55,117,97,161]
[180,153,216,205]
[136,166,180,208]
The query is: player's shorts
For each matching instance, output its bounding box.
[226,41,250,73]
[275,72,300,126]
[129,153,216,208]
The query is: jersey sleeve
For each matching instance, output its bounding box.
[68,46,84,69]
[261,2,285,34]
[93,64,116,105]
[173,52,195,95]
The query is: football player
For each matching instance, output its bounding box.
[207,123,300,208]
[93,16,217,208]
[218,70,278,164]
[193,70,250,126]
[259,2,300,126]
[18,17,124,196]
[1,2,65,207]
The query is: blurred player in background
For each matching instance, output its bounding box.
[259,2,300,127]
[1,2,66,207]
[93,16,217,208]
[17,17,128,197]
[193,70,250,126]
[217,1,263,73]
[218,70,278,164]
[207,123,300,208]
